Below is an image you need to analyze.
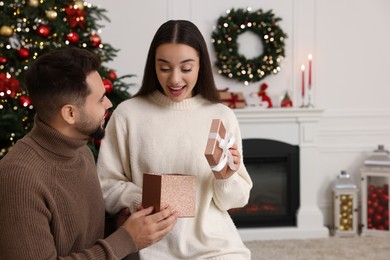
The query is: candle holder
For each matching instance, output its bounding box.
[306,87,314,108]
[300,93,305,108]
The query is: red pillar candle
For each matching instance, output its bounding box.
[308,54,312,88]
[301,65,305,97]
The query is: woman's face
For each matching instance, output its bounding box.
[155,43,200,102]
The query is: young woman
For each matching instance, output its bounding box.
[97,20,253,259]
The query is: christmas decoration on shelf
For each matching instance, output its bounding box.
[300,54,314,108]
[0,0,134,160]
[306,53,314,107]
[256,83,273,108]
[280,91,293,107]
[212,7,287,85]
[218,88,246,109]
[245,83,273,108]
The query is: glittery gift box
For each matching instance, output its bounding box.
[142,173,196,217]
[204,119,231,179]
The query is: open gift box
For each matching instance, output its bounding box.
[204,119,236,179]
[142,173,196,217]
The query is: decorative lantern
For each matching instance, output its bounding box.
[332,170,359,236]
[360,145,390,236]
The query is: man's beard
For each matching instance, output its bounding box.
[89,125,105,140]
[75,112,107,140]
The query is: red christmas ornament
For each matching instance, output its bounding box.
[381,194,389,204]
[281,92,293,107]
[374,214,383,223]
[18,95,32,108]
[89,34,101,47]
[367,222,373,229]
[17,48,30,60]
[66,32,79,44]
[108,70,117,80]
[102,79,113,93]
[370,192,378,200]
[0,55,7,64]
[104,111,111,121]
[367,207,375,216]
[36,24,51,38]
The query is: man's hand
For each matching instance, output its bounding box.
[121,205,178,250]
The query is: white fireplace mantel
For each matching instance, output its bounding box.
[234,107,329,241]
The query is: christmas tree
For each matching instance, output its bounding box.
[0,0,133,160]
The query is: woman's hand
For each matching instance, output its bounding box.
[224,143,241,179]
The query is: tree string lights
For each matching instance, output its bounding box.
[0,0,134,159]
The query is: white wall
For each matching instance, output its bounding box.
[90,0,390,227]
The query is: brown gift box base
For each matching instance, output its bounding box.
[204,119,230,179]
[142,173,196,217]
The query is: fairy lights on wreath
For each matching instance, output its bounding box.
[212,8,287,85]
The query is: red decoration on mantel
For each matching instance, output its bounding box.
[281,92,293,107]
[257,83,273,108]
[218,88,245,109]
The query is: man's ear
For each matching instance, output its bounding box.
[61,104,77,125]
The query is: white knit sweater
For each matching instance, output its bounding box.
[97,91,253,259]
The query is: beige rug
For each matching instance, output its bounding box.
[245,236,390,260]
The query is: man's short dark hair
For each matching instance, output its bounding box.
[24,47,101,123]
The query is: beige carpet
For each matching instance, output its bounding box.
[245,236,390,260]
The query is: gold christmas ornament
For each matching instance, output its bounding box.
[27,0,39,7]
[45,10,58,20]
[0,25,13,37]
[75,1,85,10]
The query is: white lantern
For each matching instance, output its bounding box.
[361,145,390,236]
[332,170,359,236]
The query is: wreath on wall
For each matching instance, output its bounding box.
[212,8,287,84]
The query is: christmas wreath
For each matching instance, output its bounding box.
[212,8,287,83]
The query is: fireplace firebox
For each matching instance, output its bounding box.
[229,138,300,228]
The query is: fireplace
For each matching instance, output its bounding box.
[233,108,329,240]
[229,139,300,228]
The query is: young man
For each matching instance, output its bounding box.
[0,48,178,259]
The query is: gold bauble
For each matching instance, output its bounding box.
[28,0,39,7]
[45,10,58,20]
[75,1,85,10]
[0,25,13,37]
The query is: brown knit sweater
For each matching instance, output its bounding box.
[0,117,136,259]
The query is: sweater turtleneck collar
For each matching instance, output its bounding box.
[29,116,88,158]
[149,90,207,110]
